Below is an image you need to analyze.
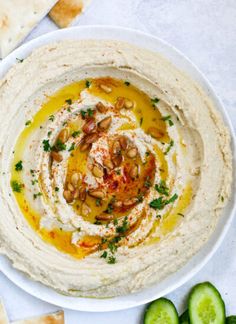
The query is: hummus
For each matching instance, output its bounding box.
[0,40,232,297]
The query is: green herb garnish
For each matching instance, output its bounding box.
[65,98,72,105]
[144,176,151,188]
[49,115,55,122]
[151,97,160,106]
[164,140,174,155]
[96,198,101,206]
[116,216,129,234]
[25,120,31,126]
[107,256,116,264]
[155,180,169,196]
[140,117,143,126]
[124,81,130,86]
[47,131,52,137]
[149,193,178,210]
[53,139,66,151]
[15,160,23,171]
[72,130,81,138]
[100,251,108,258]
[55,187,59,192]
[161,115,174,126]
[33,192,42,200]
[68,143,75,152]
[85,80,91,88]
[16,58,24,63]
[42,139,51,152]
[11,180,23,193]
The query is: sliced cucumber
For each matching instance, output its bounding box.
[188,282,226,324]
[226,316,236,324]
[144,297,179,324]
[179,310,190,324]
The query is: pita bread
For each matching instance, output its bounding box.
[0,300,9,324]
[0,0,58,58]
[11,310,64,324]
[49,0,91,28]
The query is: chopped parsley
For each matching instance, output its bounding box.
[124,81,130,86]
[55,187,59,192]
[31,179,38,185]
[221,196,224,202]
[80,110,87,118]
[11,180,23,193]
[140,117,143,126]
[151,97,160,106]
[149,193,178,210]
[156,214,161,219]
[161,115,174,126]
[108,242,117,254]
[15,160,23,171]
[42,139,51,152]
[87,108,94,117]
[116,216,129,234]
[47,131,52,137]
[25,120,31,126]
[155,180,169,196]
[164,140,174,155]
[49,115,55,122]
[113,218,118,226]
[100,251,108,258]
[137,193,144,202]
[96,198,101,206]
[72,130,81,138]
[30,169,36,176]
[85,80,91,88]
[106,203,114,214]
[65,98,72,105]
[107,256,116,264]
[81,108,94,119]
[33,192,42,200]
[16,58,24,63]
[68,143,75,152]
[53,139,66,151]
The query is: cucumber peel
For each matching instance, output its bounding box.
[144,297,179,324]
[188,282,226,324]
[179,310,189,323]
[226,316,236,324]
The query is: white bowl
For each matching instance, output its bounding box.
[0,25,235,312]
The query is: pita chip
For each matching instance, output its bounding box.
[49,0,91,28]
[11,310,64,324]
[0,0,58,58]
[0,300,9,324]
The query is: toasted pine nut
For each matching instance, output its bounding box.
[81,203,91,216]
[95,214,114,221]
[79,187,87,201]
[92,165,104,178]
[103,159,114,170]
[130,165,138,179]
[147,127,164,139]
[127,147,137,158]
[115,97,125,109]
[100,84,112,93]
[98,116,112,131]
[89,189,105,199]
[51,151,63,162]
[58,128,69,143]
[63,190,73,203]
[71,172,80,186]
[82,118,96,134]
[124,99,134,109]
[67,183,74,192]
[96,102,108,113]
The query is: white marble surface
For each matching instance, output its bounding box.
[1,0,236,323]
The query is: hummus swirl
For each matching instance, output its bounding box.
[0,40,232,297]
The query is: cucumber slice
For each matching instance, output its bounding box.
[144,297,179,324]
[179,310,190,323]
[188,282,226,324]
[226,316,236,324]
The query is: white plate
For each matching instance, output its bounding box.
[0,26,235,312]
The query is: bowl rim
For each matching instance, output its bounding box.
[0,25,235,312]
